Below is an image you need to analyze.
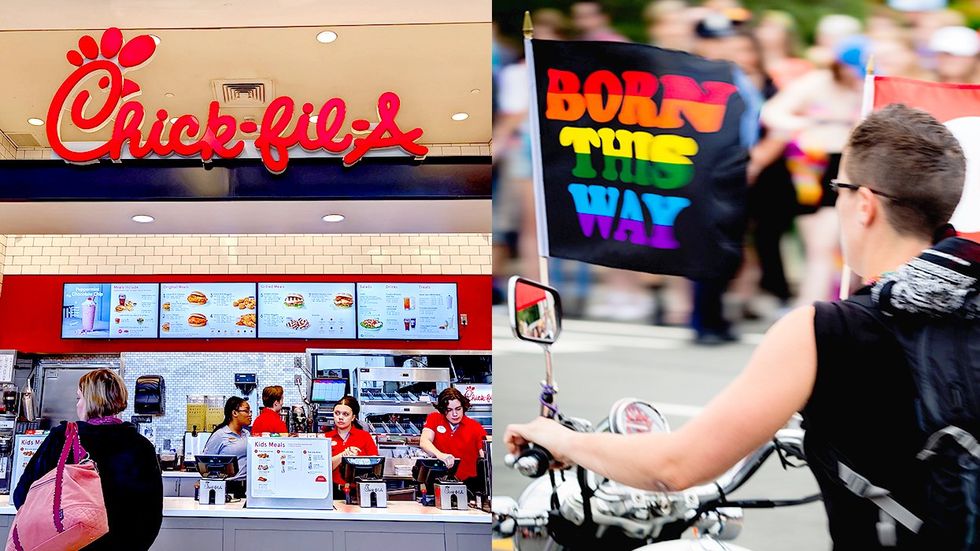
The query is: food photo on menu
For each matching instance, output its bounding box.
[355,283,459,340]
[257,283,357,339]
[62,283,161,339]
[159,283,257,338]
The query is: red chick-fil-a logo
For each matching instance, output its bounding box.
[462,385,491,404]
[46,28,429,173]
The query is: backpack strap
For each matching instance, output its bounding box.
[838,461,924,542]
[917,425,980,462]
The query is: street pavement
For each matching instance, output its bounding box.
[492,309,832,550]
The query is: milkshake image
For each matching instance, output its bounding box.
[81,296,97,333]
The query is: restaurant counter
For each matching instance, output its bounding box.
[0,495,490,551]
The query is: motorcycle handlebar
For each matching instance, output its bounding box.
[496,428,809,533]
[689,427,806,502]
[504,446,554,478]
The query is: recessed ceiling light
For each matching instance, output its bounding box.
[131,215,155,223]
[164,92,175,98]
[316,31,338,44]
[470,89,481,94]
[310,115,318,123]
[322,214,345,223]
[451,112,469,121]
[149,34,161,45]
[27,118,44,126]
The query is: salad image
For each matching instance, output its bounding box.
[360,318,383,330]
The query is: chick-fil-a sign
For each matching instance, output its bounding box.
[46,28,429,174]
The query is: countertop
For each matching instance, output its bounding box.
[0,495,489,523]
[161,471,202,478]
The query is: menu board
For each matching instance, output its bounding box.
[159,283,257,339]
[257,283,356,339]
[11,433,48,493]
[356,283,459,340]
[62,283,160,339]
[248,437,333,503]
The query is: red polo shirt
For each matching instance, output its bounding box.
[324,426,379,484]
[423,412,487,481]
[249,407,287,435]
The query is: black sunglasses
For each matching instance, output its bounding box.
[829,179,902,201]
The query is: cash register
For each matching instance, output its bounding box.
[340,456,387,508]
[195,455,239,505]
[413,458,467,510]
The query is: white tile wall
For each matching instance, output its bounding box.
[0,132,15,160]
[121,352,308,450]
[0,233,492,279]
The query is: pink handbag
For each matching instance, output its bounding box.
[5,422,109,551]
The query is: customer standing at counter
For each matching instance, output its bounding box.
[14,369,163,551]
[420,387,487,494]
[325,396,378,487]
[202,396,251,496]
[250,385,287,435]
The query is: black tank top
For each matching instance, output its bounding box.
[804,291,928,550]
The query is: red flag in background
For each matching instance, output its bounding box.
[872,76,980,242]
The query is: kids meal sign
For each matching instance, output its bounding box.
[46,28,429,174]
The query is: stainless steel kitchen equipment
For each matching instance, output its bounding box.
[38,358,121,427]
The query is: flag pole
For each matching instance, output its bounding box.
[838,55,876,300]
[523,10,552,287]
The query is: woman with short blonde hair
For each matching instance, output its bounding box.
[77,368,128,420]
[15,368,163,550]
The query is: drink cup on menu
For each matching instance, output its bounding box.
[403,297,411,310]
[404,319,411,330]
[81,296,97,333]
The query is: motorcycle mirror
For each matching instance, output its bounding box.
[508,276,562,345]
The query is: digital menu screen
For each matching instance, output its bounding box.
[62,283,160,339]
[355,283,459,340]
[257,283,356,339]
[159,283,257,339]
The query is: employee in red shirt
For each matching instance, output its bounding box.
[249,385,288,435]
[421,387,488,494]
[324,396,378,487]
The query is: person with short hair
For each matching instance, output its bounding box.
[507,104,978,548]
[14,369,163,550]
[421,387,488,494]
[250,385,287,435]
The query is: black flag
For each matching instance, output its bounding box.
[529,39,748,279]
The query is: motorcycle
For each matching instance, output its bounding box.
[494,276,820,550]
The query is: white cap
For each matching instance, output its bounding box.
[930,26,980,57]
[816,14,862,42]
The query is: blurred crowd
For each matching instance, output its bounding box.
[492,0,979,344]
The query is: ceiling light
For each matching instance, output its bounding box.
[322,214,345,223]
[164,92,175,98]
[27,118,44,126]
[310,115,318,123]
[451,112,469,121]
[470,89,481,94]
[316,31,338,44]
[149,34,161,45]
[131,215,155,223]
